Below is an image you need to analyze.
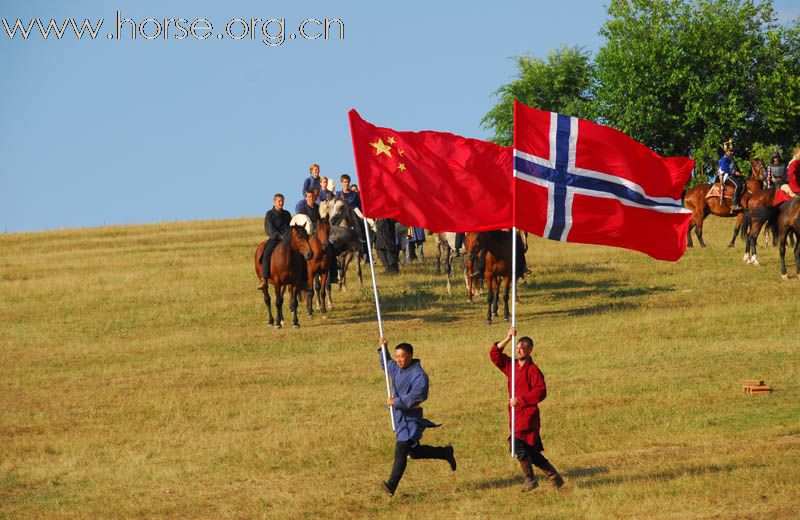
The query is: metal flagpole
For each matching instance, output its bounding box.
[511,135,518,457]
[363,218,396,431]
[511,225,517,457]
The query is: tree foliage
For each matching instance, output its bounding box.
[481,46,594,146]
[482,0,800,186]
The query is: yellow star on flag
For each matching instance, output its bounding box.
[398,163,406,172]
[370,138,392,158]
[387,136,396,145]
[398,149,404,156]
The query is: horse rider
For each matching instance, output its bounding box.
[781,147,800,198]
[717,139,744,211]
[767,152,787,190]
[295,190,321,227]
[258,193,292,290]
[302,163,322,198]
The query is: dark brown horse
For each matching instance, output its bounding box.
[683,159,763,248]
[483,231,517,325]
[742,188,777,265]
[305,217,333,316]
[254,225,313,329]
[778,198,800,279]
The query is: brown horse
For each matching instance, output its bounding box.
[742,188,777,265]
[464,232,482,302]
[305,217,333,316]
[481,231,516,325]
[778,198,800,279]
[254,225,313,329]
[683,163,762,248]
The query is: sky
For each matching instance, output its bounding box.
[2,0,798,234]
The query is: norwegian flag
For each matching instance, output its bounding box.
[513,102,694,261]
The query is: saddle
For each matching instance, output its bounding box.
[705,183,733,201]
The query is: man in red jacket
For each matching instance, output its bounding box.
[490,327,564,491]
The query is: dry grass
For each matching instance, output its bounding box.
[1,217,798,519]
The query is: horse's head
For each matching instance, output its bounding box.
[291,225,314,260]
[316,218,331,249]
[328,198,345,226]
[750,156,766,181]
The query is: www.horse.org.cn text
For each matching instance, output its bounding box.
[1,11,345,47]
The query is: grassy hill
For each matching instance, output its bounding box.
[1,217,798,518]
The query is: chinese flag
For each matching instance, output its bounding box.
[348,109,513,232]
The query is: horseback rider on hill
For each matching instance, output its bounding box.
[258,193,292,290]
[717,139,744,211]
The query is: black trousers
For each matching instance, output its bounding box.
[455,233,465,251]
[386,440,450,492]
[261,239,280,279]
[377,247,399,273]
[510,437,555,471]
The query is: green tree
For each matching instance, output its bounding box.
[481,46,594,146]
[593,0,800,184]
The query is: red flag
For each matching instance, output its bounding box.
[348,109,513,232]
[512,102,693,261]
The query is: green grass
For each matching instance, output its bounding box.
[1,217,798,519]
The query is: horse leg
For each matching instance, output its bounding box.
[275,284,285,329]
[502,276,510,322]
[748,222,764,265]
[436,243,442,274]
[291,287,300,328]
[356,252,363,288]
[779,230,789,279]
[485,276,494,325]
[794,236,800,278]
[445,249,452,296]
[263,285,274,326]
[306,274,315,317]
[340,253,351,291]
[319,272,328,314]
[728,213,743,248]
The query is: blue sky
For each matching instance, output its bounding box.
[2,0,797,233]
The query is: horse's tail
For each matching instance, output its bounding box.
[751,204,780,229]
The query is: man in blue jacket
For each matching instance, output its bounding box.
[718,139,743,211]
[377,338,457,496]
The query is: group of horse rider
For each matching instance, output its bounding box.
[258,164,362,290]
[714,139,800,210]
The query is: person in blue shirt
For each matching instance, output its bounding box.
[377,338,457,496]
[717,139,743,211]
[335,174,362,211]
[302,163,322,197]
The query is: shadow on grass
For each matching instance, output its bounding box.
[579,462,742,489]
[467,465,609,491]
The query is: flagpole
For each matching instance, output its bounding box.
[511,103,518,457]
[363,217,396,432]
[511,225,517,457]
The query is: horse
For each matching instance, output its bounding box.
[742,188,777,265]
[434,232,461,295]
[463,232,482,302]
[479,231,516,325]
[320,197,364,290]
[683,164,762,248]
[253,225,313,329]
[292,215,334,316]
[777,198,800,279]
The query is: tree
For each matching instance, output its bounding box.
[481,46,594,146]
[593,0,800,184]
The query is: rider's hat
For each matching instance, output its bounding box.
[723,138,734,152]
